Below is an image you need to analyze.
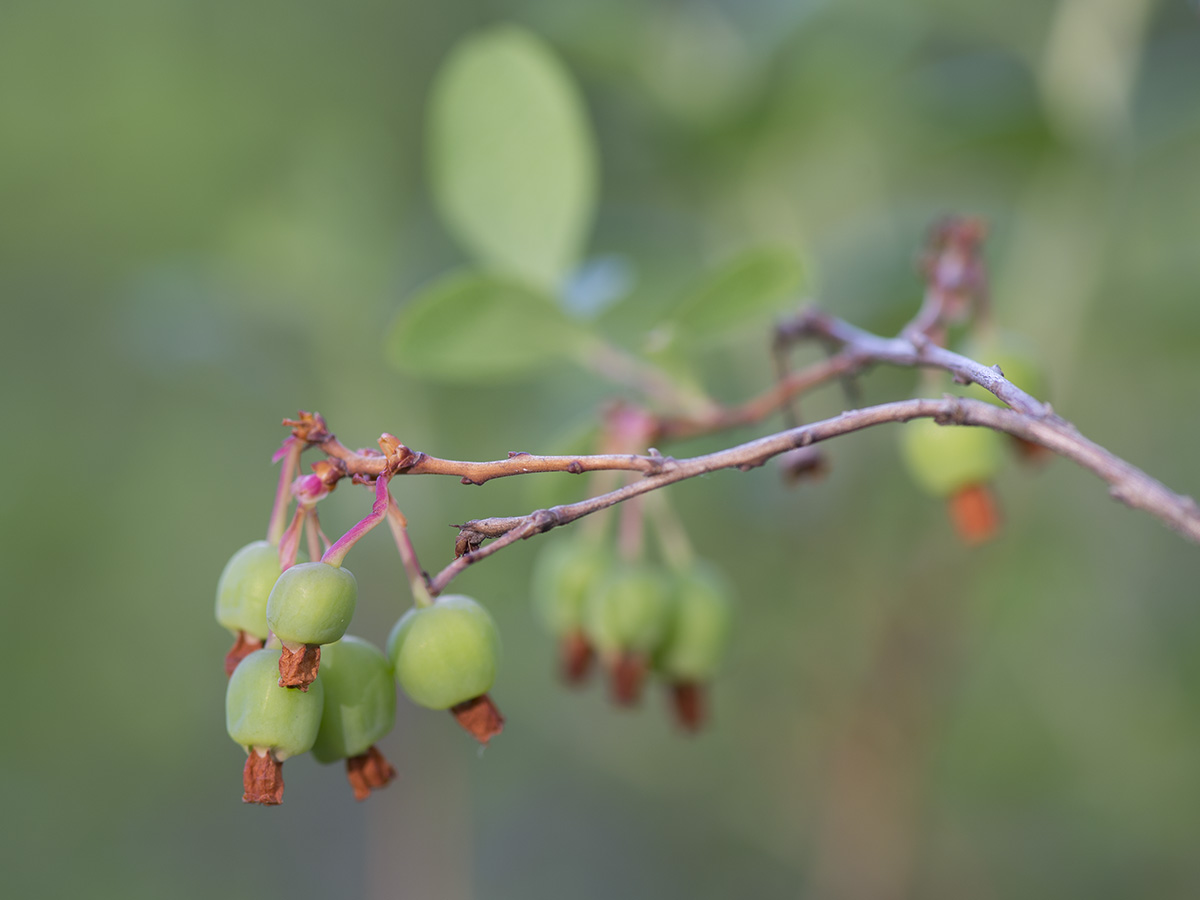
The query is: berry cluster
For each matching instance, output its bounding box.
[532,535,733,730]
[216,462,503,806]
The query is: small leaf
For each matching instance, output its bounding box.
[386,271,588,381]
[672,248,807,341]
[428,26,598,290]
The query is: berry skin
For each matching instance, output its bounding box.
[310,636,398,801]
[655,564,734,732]
[656,565,733,683]
[216,541,282,638]
[216,541,282,676]
[226,648,325,804]
[266,561,357,647]
[532,537,611,683]
[900,419,1003,499]
[584,564,674,704]
[387,596,500,711]
[310,636,396,764]
[900,418,1005,543]
[584,564,673,658]
[532,537,612,638]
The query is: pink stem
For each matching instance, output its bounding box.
[386,497,434,606]
[267,436,303,545]
[322,474,392,568]
[278,506,306,570]
[304,508,323,563]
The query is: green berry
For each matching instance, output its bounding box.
[387,596,500,710]
[532,537,612,637]
[215,541,281,640]
[656,564,733,681]
[266,561,357,646]
[900,418,1004,498]
[226,649,324,760]
[584,564,674,657]
[310,636,397,764]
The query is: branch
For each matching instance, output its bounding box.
[282,281,1200,598]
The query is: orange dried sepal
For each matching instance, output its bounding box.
[345,745,398,802]
[949,483,1001,545]
[225,631,266,678]
[243,751,284,805]
[451,694,505,745]
[278,643,321,691]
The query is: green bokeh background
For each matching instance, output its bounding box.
[4,1,1200,897]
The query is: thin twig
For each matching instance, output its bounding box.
[435,395,1200,591]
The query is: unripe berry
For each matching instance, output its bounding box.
[311,636,396,763]
[532,537,612,637]
[310,636,398,801]
[266,561,357,646]
[657,565,733,683]
[532,537,612,683]
[225,648,325,804]
[387,596,500,710]
[900,418,1004,544]
[266,561,357,689]
[655,564,734,732]
[584,564,674,704]
[216,541,281,675]
[584,564,673,657]
[216,541,281,639]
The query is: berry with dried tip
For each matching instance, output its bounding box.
[216,541,282,675]
[387,595,504,744]
[584,564,674,705]
[656,564,733,731]
[226,648,325,805]
[266,561,357,690]
[310,636,398,801]
[900,417,1005,544]
[532,537,612,684]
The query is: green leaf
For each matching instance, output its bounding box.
[672,248,807,341]
[428,26,598,291]
[385,271,588,381]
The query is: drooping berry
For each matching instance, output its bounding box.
[225,648,325,805]
[310,636,398,801]
[387,595,504,744]
[215,541,282,676]
[532,537,612,684]
[266,561,357,690]
[583,564,674,705]
[655,563,733,731]
[900,417,1005,544]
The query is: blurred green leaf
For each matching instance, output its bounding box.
[671,248,807,342]
[386,270,588,380]
[428,26,598,291]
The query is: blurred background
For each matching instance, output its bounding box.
[3,0,1200,897]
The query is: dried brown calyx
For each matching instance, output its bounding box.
[345,746,398,801]
[278,643,321,690]
[225,631,266,678]
[559,629,594,685]
[608,652,649,706]
[948,483,1001,545]
[243,749,285,805]
[668,681,708,733]
[451,694,505,745]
